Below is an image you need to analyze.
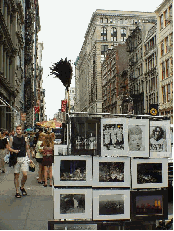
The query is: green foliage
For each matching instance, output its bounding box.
[50,58,72,90]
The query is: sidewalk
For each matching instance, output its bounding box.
[0,159,53,230]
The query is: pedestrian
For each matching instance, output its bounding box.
[0,129,8,173]
[35,132,45,184]
[42,134,54,187]
[8,125,31,198]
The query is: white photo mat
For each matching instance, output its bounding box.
[93,157,130,187]
[150,120,172,158]
[93,189,130,220]
[128,119,149,157]
[131,158,168,189]
[54,145,67,156]
[54,188,92,220]
[54,156,92,186]
[101,118,128,157]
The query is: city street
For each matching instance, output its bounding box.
[0,158,53,230]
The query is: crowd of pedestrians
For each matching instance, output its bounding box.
[0,125,55,198]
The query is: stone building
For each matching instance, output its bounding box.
[144,24,158,115]
[101,44,129,114]
[24,0,41,128]
[126,22,157,115]
[0,0,43,130]
[35,42,45,122]
[0,0,25,130]
[75,9,156,113]
[155,0,173,123]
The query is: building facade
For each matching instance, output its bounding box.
[0,0,25,131]
[155,0,173,123]
[24,0,41,128]
[0,0,44,130]
[75,9,156,113]
[126,22,157,115]
[101,44,129,114]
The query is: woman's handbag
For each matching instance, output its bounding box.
[29,160,35,172]
[9,152,17,167]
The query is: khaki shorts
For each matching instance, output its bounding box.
[0,149,6,159]
[14,157,29,173]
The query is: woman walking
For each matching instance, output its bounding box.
[0,129,8,173]
[35,133,45,184]
[42,134,54,187]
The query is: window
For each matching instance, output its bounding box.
[120,19,123,24]
[111,27,117,41]
[121,28,126,41]
[162,86,166,103]
[165,37,169,53]
[169,4,172,17]
[166,59,169,78]
[101,45,108,55]
[100,18,103,23]
[164,10,168,26]
[101,27,107,41]
[160,14,163,30]
[162,62,165,80]
[167,84,171,102]
[104,18,108,23]
[161,42,164,56]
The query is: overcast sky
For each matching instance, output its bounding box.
[38,0,163,120]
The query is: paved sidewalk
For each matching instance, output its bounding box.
[0,159,53,230]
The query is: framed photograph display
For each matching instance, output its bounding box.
[71,117,101,155]
[128,119,149,157]
[131,158,168,189]
[101,118,128,156]
[54,145,67,156]
[93,157,130,187]
[54,156,92,186]
[150,120,171,158]
[93,189,130,220]
[54,188,92,220]
[130,190,168,221]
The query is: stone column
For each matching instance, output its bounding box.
[3,50,6,78]
[6,55,9,81]
[0,44,3,73]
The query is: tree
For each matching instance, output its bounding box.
[50,58,72,90]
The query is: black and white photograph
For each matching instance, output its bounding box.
[101,118,128,156]
[99,162,124,182]
[93,157,130,187]
[60,160,86,181]
[137,163,162,184]
[54,189,92,220]
[54,145,67,156]
[99,194,124,215]
[150,120,172,158]
[128,119,149,157]
[130,190,168,221]
[71,117,101,155]
[60,194,85,214]
[131,158,168,188]
[54,156,92,186]
[93,190,130,220]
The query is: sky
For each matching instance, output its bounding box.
[38,0,163,120]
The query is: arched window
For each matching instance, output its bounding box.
[121,28,126,41]
[101,27,107,41]
[111,27,117,41]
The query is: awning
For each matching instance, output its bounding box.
[0,96,18,113]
